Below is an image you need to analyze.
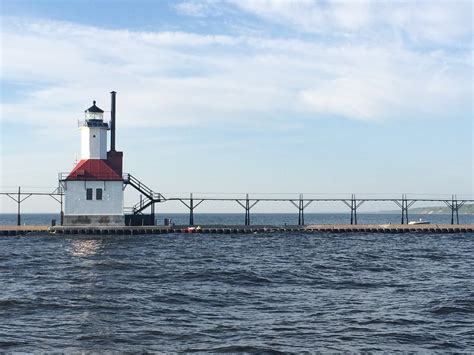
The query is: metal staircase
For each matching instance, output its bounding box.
[123,173,164,216]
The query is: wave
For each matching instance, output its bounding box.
[430,305,473,315]
[187,345,287,354]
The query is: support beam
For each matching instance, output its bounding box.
[393,194,415,224]
[451,195,455,225]
[402,194,408,224]
[49,185,65,226]
[342,195,363,225]
[4,187,32,226]
[150,200,155,225]
[17,186,20,226]
[289,194,313,226]
[236,194,259,226]
[245,194,249,226]
[444,195,465,225]
[190,193,194,226]
[455,196,459,225]
[352,195,356,225]
[179,193,205,226]
[299,194,304,225]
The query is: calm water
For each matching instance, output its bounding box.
[0,215,473,352]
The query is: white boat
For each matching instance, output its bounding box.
[408,218,430,225]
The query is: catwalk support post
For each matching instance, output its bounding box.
[393,194,415,224]
[178,193,204,226]
[236,194,259,226]
[49,184,65,225]
[290,194,313,226]
[342,195,364,225]
[17,186,20,226]
[4,187,33,226]
[444,195,465,225]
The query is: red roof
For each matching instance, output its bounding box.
[67,159,122,181]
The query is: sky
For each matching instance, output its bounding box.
[0,0,473,213]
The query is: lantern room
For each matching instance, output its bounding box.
[85,100,104,120]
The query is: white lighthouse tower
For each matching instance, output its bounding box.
[80,101,108,160]
[61,92,125,225]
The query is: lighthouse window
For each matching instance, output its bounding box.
[96,188,103,200]
[86,188,93,200]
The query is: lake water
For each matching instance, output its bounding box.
[0,214,473,352]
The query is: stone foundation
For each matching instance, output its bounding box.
[63,215,125,226]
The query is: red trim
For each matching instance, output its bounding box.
[67,159,122,181]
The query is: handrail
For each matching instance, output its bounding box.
[78,119,110,128]
[127,174,154,195]
[123,173,161,198]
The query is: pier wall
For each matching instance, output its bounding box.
[1,224,473,236]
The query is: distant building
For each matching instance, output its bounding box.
[61,92,124,225]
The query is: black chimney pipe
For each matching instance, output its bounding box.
[110,91,116,151]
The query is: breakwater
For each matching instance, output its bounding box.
[1,224,473,236]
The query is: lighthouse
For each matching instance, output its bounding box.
[61,92,125,225]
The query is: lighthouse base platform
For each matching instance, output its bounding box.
[63,215,125,226]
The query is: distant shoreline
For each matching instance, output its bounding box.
[380,204,474,215]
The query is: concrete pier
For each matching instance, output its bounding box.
[0,226,49,236]
[0,224,473,236]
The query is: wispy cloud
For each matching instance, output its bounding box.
[231,0,372,33]
[174,1,213,17]
[0,3,471,129]
[230,0,472,45]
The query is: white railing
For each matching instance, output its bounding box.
[77,119,110,128]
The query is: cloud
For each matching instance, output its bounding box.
[230,0,472,46]
[299,46,472,121]
[0,13,471,128]
[385,1,473,45]
[174,1,212,17]
[231,0,372,33]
